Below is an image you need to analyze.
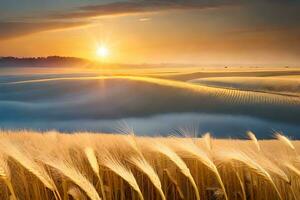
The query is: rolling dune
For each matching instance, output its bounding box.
[1,76,300,125]
[153,69,300,81]
[190,77,300,97]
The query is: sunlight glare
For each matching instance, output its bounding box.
[97,45,109,58]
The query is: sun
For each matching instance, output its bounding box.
[96,45,109,58]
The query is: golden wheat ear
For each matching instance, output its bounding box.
[42,159,101,200]
[174,139,228,200]
[219,150,284,200]
[0,140,59,197]
[202,132,213,151]
[129,156,166,200]
[124,135,165,200]
[102,153,144,200]
[152,142,201,200]
[275,133,295,151]
[0,154,17,200]
[84,147,106,200]
[247,131,261,152]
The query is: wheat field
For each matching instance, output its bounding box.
[0,130,299,200]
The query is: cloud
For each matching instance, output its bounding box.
[51,0,237,19]
[0,1,235,40]
[0,21,89,40]
[1,0,299,41]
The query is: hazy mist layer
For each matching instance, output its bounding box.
[1,73,300,138]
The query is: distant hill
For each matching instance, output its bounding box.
[0,56,89,67]
[0,56,178,69]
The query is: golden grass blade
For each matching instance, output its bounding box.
[125,134,165,200]
[233,169,247,200]
[153,143,200,200]
[84,147,106,200]
[0,140,56,191]
[220,150,283,200]
[175,140,228,200]
[203,132,212,151]
[247,131,260,151]
[85,147,100,175]
[130,156,166,200]
[275,133,295,150]
[285,163,300,176]
[43,159,101,200]
[0,154,10,180]
[124,134,142,156]
[0,154,17,200]
[102,154,144,200]
[164,169,185,199]
[261,158,290,184]
[282,163,299,200]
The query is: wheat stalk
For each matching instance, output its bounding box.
[84,147,106,200]
[285,163,300,176]
[247,131,260,151]
[153,142,200,200]
[102,153,144,200]
[130,156,166,200]
[175,139,228,200]
[43,159,101,200]
[163,168,185,199]
[220,150,283,200]
[275,133,295,150]
[203,132,212,151]
[0,140,61,199]
[125,134,166,200]
[233,167,247,200]
[282,163,299,200]
[0,154,17,200]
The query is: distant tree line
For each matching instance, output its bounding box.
[0,56,88,67]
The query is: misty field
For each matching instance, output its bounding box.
[0,131,299,200]
[1,74,300,134]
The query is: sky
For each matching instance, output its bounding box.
[0,0,300,66]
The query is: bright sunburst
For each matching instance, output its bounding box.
[96,45,109,58]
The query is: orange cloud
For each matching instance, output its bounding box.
[0,21,89,40]
[50,1,236,19]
